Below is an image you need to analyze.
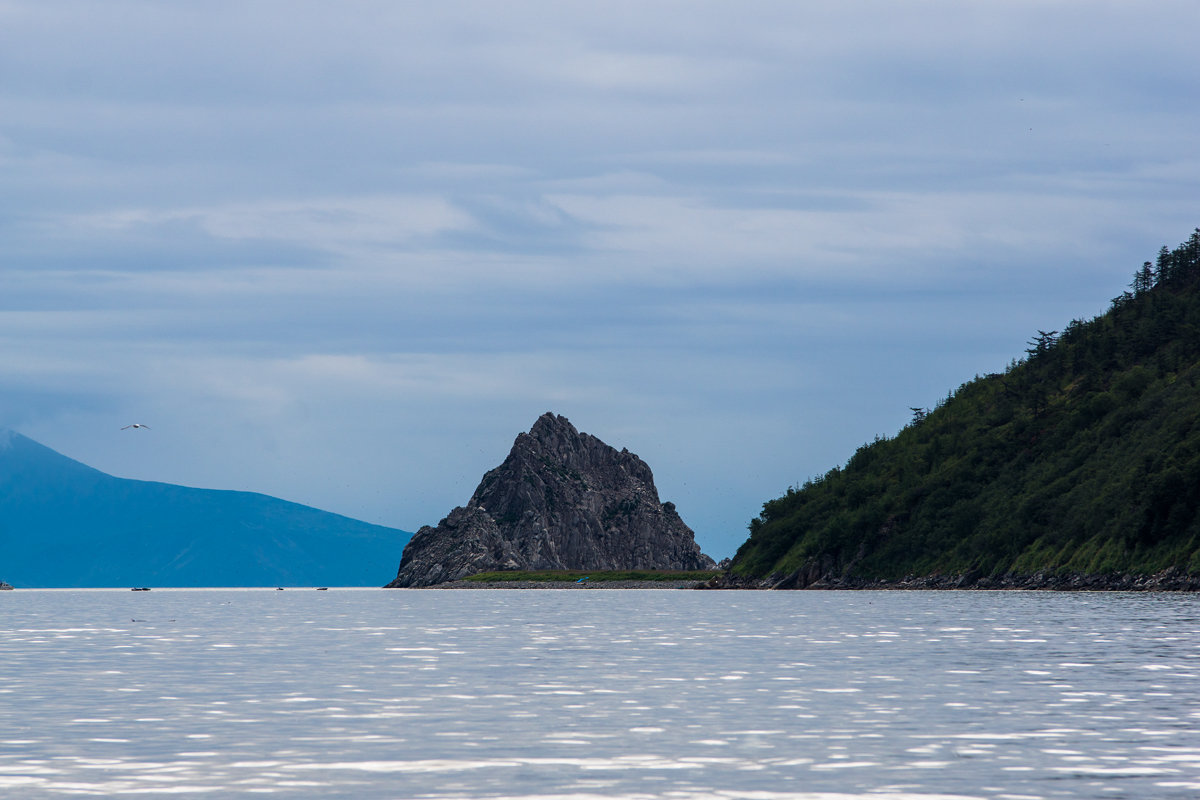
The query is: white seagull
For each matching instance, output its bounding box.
[121,423,151,430]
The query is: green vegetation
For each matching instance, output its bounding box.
[461,570,720,583]
[735,230,1200,582]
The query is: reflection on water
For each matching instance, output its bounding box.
[1,589,1198,798]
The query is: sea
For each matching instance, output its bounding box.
[1,589,1198,799]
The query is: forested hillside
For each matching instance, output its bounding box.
[731,230,1200,587]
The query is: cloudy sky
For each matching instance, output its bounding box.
[2,1,1198,559]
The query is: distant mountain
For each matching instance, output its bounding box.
[0,431,411,587]
[725,229,1200,590]
[388,412,713,587]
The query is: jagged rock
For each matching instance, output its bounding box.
[388,413,714,587]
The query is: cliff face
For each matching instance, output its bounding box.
[388,413,714,587]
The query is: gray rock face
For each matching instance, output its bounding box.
[388,413,714,587]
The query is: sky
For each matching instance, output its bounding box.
[2,1,1198,560]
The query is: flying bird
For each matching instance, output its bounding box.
[121,423,151,430]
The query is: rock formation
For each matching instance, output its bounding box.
[387,413,714,587]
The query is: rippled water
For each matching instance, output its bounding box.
[1,589,1198,799]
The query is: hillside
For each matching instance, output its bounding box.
[729,230,1200,589]
[0,431,411,587]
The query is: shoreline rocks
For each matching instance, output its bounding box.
[421,579,707,589]
[698,566,1200,592]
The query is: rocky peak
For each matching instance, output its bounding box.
[387,413,713,587]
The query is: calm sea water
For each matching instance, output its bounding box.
[1,589,1198,799]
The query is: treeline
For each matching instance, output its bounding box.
[733,229,1200,583]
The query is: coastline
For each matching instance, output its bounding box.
[411,568,1200,591]
[425,579,707,589]
[699,566,1200,592]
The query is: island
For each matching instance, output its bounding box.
[387,413,714,587]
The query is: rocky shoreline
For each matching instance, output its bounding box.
[424,579,707,589]
[414,568,1200,591]
[698,566,1200,591]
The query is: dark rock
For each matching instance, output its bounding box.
[769,570,804,590]
[954,568,983,588]
[388,413,714,587]
[695,572,756,590]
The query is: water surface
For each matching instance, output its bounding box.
[1,589,1198,798]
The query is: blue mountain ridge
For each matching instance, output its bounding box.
[0,430,411,587]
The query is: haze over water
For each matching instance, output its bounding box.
[1,589,1198,799]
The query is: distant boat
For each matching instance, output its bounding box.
[131,587,151,591]
[316,587,329,591]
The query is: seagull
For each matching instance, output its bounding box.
[121,423,151,430]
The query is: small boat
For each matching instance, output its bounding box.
[131,587,151,592]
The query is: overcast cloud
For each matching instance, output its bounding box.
[2,1,1198,558]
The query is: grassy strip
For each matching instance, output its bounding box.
[460,570,720,583]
